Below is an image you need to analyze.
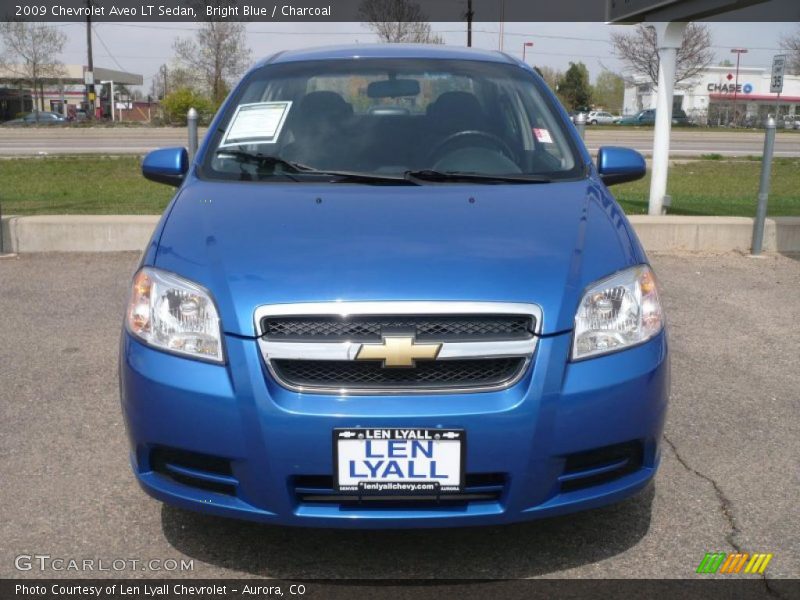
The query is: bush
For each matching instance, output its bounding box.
[161,88,214,125]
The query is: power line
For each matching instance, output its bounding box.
[69,21,786,51]
[93,25,128,72]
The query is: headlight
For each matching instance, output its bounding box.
[572,265,664,360]
[126,267,224,363]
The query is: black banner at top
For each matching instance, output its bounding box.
[0,0,798,23]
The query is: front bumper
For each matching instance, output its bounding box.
[119,328,669,528]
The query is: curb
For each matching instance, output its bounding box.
[2,215,800,254]
[1,215,159,253]
[628,215,800,253]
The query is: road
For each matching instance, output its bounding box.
[1,127,799,157]
[0,252,798,593]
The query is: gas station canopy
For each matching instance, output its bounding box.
[0,65,143,87]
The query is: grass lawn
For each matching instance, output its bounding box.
[0,156,173,215]
[0,155,798,217]
[614,158,800,216]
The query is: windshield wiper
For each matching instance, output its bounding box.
[313,170,418,185]
[215,149,315,173]
[404,170,553,184]
[216,149,418,185]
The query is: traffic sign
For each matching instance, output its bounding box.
[770,54,786,94]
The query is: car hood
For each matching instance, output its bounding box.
[153,178,644,336]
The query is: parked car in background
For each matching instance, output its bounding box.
[616,109,654,126]
[122,44,667,529]
[616,108,690,126]
[671,109,690,126]
[2,111,67,126]
[567,108,592,123]
[586,111,616,125]
[780,115,800,130]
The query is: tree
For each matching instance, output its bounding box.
[611,23,714,87]
[150,64,196,100]
[161,87,214,125]
[0,21,66,111]
[559,62,592,111]
[781,25,800,75]
[535,65,562,91]
[592,70,624,113]
[358,0,443,43]
[534,65,570,106]
[173,19,251,105]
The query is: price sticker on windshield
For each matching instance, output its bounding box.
[220,101,292,147]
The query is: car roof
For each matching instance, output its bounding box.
[256,44,518,68]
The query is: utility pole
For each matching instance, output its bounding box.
[465,0,474,47]
[162,65,168,98]
[85,0,95,119]
[730,48,748,127]
[498,0,505,51]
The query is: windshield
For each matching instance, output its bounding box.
[200,58,584,183]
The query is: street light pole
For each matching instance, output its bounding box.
[465,0,473,47]
[522,42,534,64]
[731,48,748,126]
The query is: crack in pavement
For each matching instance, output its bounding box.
[663,434,784,598]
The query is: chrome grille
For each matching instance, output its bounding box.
[255,302,541,394]
[262,315,533,342]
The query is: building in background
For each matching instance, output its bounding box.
[0,65,147,121]
[623,65,800,126]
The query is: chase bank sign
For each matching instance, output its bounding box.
[707,82,754,94]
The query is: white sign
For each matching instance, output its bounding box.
[771,55,787,94]
[220,101,292,147]
[84,71,94,85]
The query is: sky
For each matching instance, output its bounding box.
[52,21,799,92]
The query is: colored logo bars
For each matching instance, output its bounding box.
[696,552,773,574]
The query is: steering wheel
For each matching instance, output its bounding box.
[426,130,517,166]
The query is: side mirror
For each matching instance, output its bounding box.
[142,147,188,186]
[597,146,646,186]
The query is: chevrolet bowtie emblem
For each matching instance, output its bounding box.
[355,335,442,368]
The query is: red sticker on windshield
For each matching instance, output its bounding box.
[533,128,553,144]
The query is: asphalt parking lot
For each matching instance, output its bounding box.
[0,252,798,591]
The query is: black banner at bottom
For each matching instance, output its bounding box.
[3,579,798,600]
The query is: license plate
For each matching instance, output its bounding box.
[334,428,465,494]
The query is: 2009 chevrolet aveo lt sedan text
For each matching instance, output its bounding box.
[120,45,669,528]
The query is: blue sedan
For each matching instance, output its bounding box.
[120,44,668,528]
